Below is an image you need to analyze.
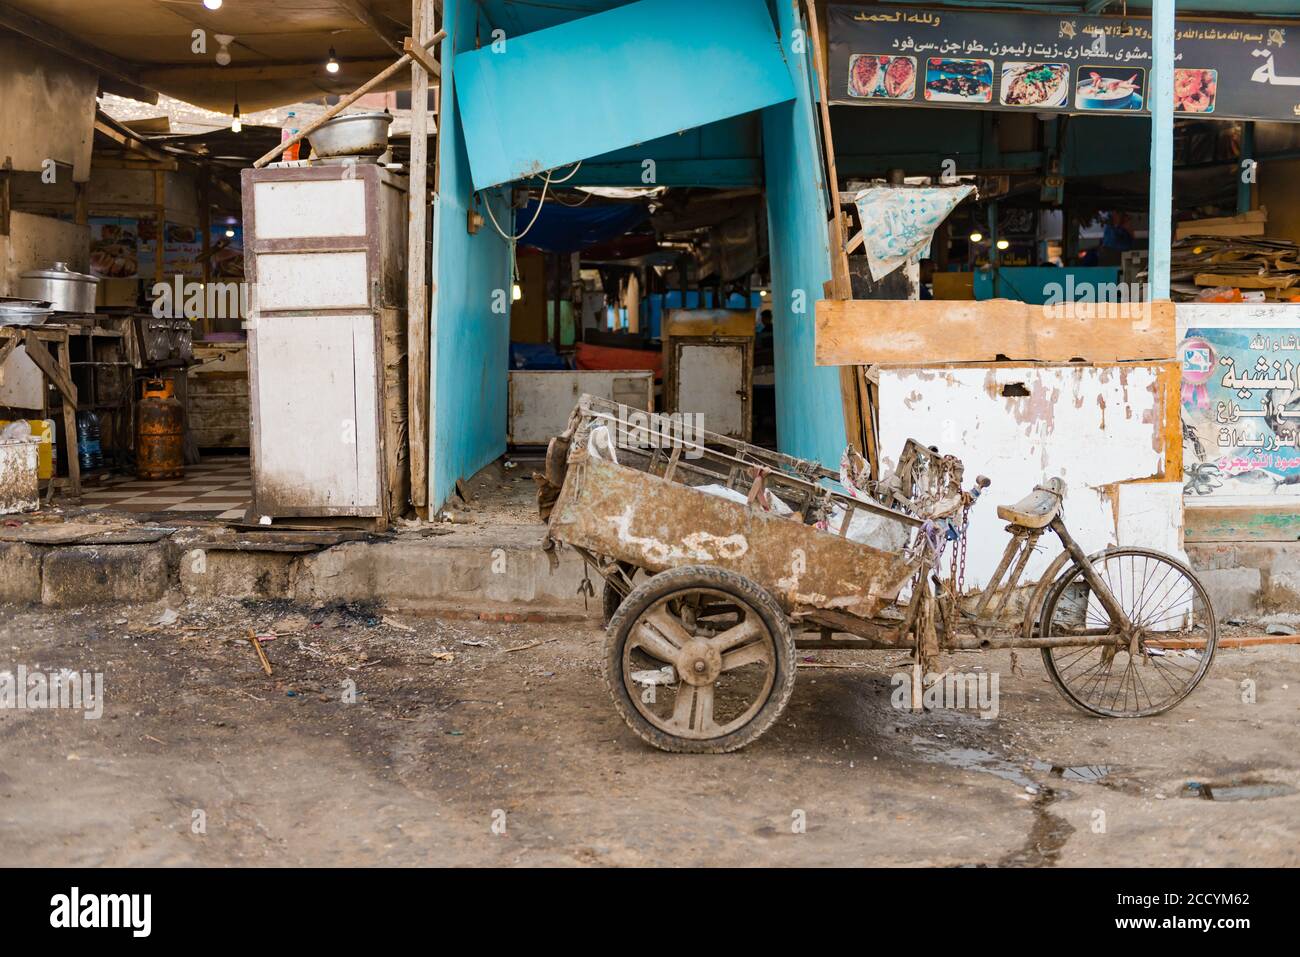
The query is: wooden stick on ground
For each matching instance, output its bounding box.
[247,629,273,676]
[252,29,445,169]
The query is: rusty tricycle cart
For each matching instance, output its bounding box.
[539,395,1217,753]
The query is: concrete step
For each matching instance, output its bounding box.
[0,526,598,620]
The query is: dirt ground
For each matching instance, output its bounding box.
[2,595,1297,867]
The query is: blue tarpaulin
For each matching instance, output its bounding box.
[516,200,648,253]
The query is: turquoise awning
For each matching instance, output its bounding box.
[452,0,796,191]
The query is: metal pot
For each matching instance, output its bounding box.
[19,262,99,313]
[0,297,54,326]
[309,111,394,158]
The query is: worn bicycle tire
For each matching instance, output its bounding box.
[1039,546,1218,717]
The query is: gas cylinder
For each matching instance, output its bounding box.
[137,378,184,479]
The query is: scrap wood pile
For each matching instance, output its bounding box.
[1167,234,1300,302]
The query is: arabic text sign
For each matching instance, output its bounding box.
[1181,328,1300,501]
[830,5,1300,122]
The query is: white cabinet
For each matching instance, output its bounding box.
[242,164,408,522]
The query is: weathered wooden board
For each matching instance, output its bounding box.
[815,298,1177,366]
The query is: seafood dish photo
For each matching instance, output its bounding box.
[999,62,1069,107]
[1075,66,1145,111]
[924,57,993,103]
[848,53,916,99]
[1174,68,1218,113]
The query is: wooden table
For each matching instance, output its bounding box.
[0,322,81,498]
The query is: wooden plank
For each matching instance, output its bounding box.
[406,0,435,510]
[0,1,158,105]
[21,332,76,405]
[403,35,441,79]
[815,298,1177,366]
[1185,505,1300,543]
[252,31,445,169]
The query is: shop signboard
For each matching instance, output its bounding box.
[830,4,1300,123]
[1181,323,1300,502]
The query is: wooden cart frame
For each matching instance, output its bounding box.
[542,395,1218,753]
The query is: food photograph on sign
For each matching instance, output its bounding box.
[1074,65,1146,111]
[999,62,1070,107]
[848,53,917,99]
[1174,67,1218,113]
[923,57,993,102]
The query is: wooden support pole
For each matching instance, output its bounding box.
[0,161,11,236]
[406,0,437,510]
[73,180,89,226]
[153,169,165,287]
[252,30,445,169]
[199,170,212,338]
[804,0,865,456]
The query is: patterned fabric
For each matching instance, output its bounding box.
[853,184,976,281]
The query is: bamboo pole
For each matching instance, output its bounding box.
[252,30,445,169]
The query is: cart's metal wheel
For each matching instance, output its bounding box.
[603,565,796,753]
[1038,547,1217,717]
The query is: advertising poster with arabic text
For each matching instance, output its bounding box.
[1181,328,1300,501]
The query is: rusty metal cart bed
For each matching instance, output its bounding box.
[540,395,1217,753]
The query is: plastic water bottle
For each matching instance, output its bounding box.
[76,411,102,471]
[282,111,301,161]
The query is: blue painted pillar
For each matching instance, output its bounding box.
[761,0,845,469]
[1148,0,1175,300]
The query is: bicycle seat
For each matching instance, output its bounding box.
[997,477,1066,528]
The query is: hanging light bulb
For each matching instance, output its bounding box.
[224,227,236,238]
[969,230,984,243]
[326,47,340,74]
[230,101,242,133]
[996,238,1010,251]
[203,0,223,9]
[511,283,523,302]
[214,34,234,66]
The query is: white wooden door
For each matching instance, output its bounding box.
[676,342,746,439]
[253,314,380,512]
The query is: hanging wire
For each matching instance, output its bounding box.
[479,161,584,294]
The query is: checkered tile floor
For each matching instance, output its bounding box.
[79,455,250,521]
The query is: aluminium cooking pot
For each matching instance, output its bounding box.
[309,111,394,158]
[19,262,99,314]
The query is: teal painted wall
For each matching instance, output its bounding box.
[430,0,514,511]
[761,1,845,469]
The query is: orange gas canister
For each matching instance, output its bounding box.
[137,378,185,479]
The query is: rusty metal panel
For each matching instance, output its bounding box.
[549,456,916,618]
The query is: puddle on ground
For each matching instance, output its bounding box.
[910,743,1136,866]
[1032,762,1115,783]
[1181,780,1297,802]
